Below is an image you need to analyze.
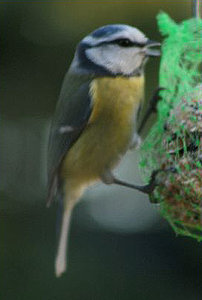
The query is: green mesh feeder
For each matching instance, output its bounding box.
[139,12,202,242]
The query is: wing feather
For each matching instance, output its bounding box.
[47,72,92,206]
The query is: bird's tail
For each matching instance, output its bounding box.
[55,183,85,277]
[55,207,72,277]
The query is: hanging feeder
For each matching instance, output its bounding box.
[139,1,202,242]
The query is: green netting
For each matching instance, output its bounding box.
[139,13,202,242]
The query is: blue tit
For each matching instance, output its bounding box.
[47,24,161,277]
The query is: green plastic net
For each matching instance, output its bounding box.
[139,13,202,242]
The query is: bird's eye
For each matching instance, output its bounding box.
[115,39,134,47]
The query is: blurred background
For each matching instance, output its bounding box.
[0,1,201,299]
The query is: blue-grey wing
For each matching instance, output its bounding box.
[47,72,92,206]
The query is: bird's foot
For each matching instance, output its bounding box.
[138,87,166,134]
[102,167,176,195]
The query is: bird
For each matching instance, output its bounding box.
[47,24,161,277]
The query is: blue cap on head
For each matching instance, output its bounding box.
[91,24,126,38]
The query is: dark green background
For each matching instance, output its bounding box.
[1,1,201,299]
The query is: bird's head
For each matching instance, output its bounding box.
[70,24,161,77]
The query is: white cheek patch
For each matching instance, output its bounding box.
[86,45,145,75]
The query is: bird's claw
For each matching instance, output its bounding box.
[149,87,166,113]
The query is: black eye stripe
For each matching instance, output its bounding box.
[112,38,134,47]
[89,39,145,48]
[112,38,144,47]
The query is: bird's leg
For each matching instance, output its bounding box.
[102,168,176,195]
[138,87,165,135]
[112,172,158,194]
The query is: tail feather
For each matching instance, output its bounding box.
[55,209,72,277]
[46,174,58,207]
[54,182,86,277]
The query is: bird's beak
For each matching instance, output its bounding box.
[145,40,161,57]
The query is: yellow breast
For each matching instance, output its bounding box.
[89,76,144,125]
[61,75,144,184]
